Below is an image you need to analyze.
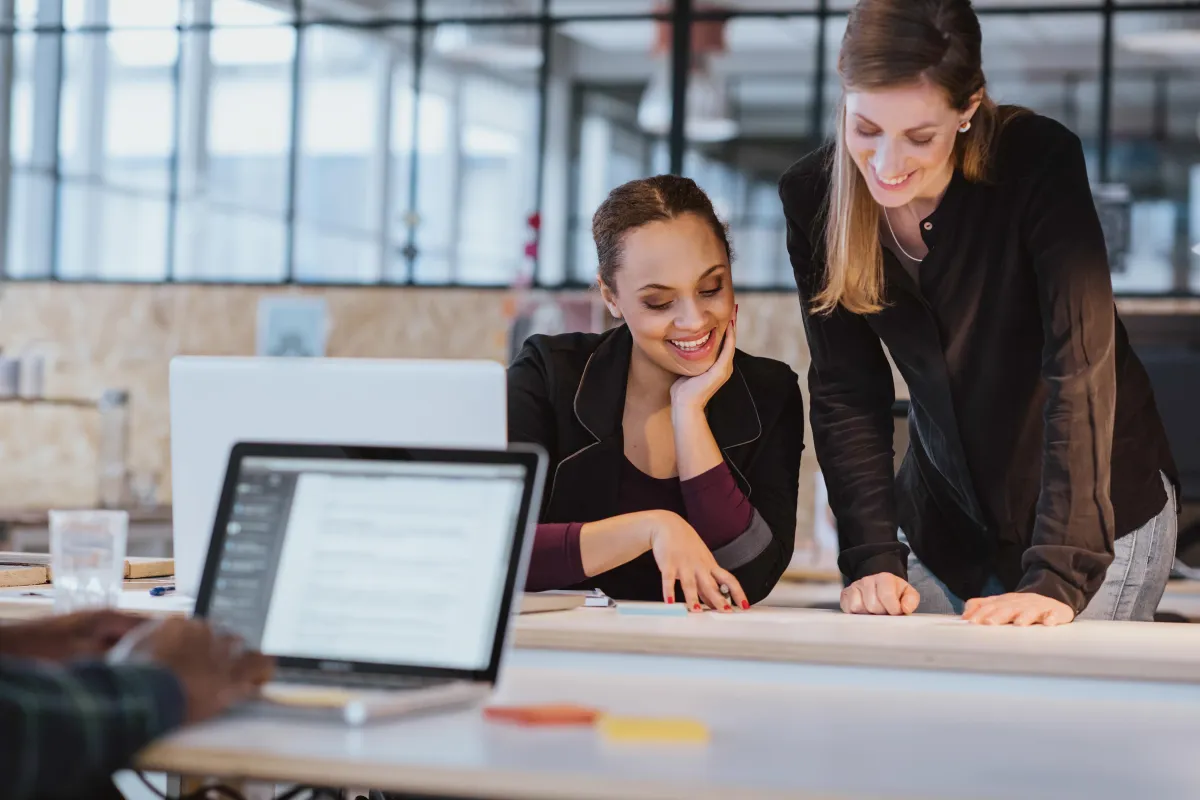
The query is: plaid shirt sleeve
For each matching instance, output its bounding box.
[0,657,186,800]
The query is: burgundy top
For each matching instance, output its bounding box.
[525,459,754,591]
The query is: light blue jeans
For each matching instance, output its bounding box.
[902,475,1177,622]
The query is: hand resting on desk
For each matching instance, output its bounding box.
[841,574,1076,626]
[841,573,920,616]
[962,593,1075,627]
[580,509,748,612]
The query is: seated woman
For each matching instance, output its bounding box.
[508,175,804,611]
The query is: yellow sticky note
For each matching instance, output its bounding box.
[598,714,710,744]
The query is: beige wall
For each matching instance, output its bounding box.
[4,283,1192,551]
[0,283,826,547]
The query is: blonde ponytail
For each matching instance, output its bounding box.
[813,99,885,316]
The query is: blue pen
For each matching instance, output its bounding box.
[149,585,176,597]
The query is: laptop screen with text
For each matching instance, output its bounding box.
[204,456,528,672]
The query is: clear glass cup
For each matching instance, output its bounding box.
[49,510,128,613]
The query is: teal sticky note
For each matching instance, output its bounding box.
[616,603,689,617]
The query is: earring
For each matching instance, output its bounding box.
[958,120,972,134]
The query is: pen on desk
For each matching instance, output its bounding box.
[149,585,175,597]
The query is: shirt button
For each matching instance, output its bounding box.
[923,221,933,231]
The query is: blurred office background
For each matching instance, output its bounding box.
[0,0,1196,552]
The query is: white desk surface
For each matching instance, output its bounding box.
[2,586,1199,683]
[512,604,1200,683]
[137,648,1200,800]
[0,584,190,620]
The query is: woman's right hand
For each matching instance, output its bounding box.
[645,510,748,612]
[841,573,920,615]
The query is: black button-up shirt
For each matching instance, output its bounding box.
[779,112,1178,613]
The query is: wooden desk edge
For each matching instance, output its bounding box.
[512,627,1200,685]
[0,566,48,588]
[135,743,849,800]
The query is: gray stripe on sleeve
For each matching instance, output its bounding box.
[711,509,774,570]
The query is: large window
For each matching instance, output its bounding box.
[174,0,295,282]
[2,0,1198,294]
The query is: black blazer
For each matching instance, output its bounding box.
[780,112,1177,613]
[507,324,805,604]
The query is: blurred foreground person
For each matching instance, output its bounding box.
[0,611,273,800]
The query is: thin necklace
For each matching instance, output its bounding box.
[883,205,925,263]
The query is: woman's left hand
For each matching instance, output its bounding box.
[670,306,737,414]
[962,593,1075,626]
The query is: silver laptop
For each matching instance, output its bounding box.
[169,356,508,598]
[195,441,546,725]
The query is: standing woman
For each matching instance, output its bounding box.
[780,0,1178,625]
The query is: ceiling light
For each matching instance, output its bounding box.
[637,61,739,143]
[636,6,737,143]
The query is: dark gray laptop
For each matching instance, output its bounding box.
[195,441,547,724]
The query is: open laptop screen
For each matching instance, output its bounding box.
[203,455,528,672]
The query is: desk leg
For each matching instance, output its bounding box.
[166,775,204,796]
[165,774,256,798]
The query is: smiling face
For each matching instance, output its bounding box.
[600,212,734,378]
[844,79,976,208]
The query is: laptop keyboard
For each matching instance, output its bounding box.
[275,668,454,691]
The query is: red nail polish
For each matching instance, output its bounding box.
[724,605,732,612]
[741,600,750,610]
[693,604,701,611]
[666,597,674,604]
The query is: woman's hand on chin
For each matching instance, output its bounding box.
[670,306,737,415]
[645,509,748,612]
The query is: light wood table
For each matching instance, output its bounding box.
[5,585,1200,685]
[512,604,1200,683]
[135,647,1200,800]
[764,578,1200,621]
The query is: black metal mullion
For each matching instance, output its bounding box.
[163,16,184,282]
[563,80,583,284]
[811,0,828,141]
[403,0,425,285]
[1151,71,1167,143]
[532,0,551,284]
[283,0,304,283]
[1097,0,1114,183]
[47,6,64,280]
[668,0,692,176]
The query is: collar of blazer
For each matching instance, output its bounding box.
[542,324,765,520]
[571,323,762,454]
